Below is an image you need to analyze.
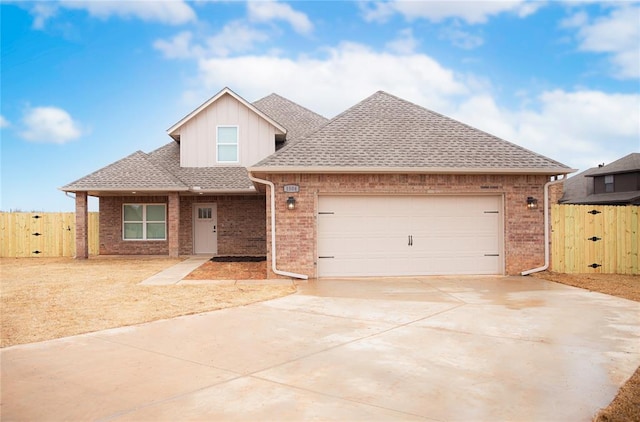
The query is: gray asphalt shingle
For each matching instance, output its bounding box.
[61,151,188,191]
[253,91,571,171]
[252,93,328,141]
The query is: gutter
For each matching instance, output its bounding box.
[521,176,566,276]
[249,166,577,176]
[247,174,309,280]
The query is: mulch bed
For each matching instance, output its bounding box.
[184,261,268,280]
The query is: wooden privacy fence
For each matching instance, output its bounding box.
[0,212,99,257]
[551,205,638,274]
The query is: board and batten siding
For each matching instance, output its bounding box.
[180,93,283,168]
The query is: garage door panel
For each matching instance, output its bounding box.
[317,195,502,277]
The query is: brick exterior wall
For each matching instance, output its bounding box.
[261,173,551,278]
[75,191,89,259]
[99,195,266,256]
[178,195,266,256]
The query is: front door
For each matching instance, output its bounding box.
[193,203,217,254]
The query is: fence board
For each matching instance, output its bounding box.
[551,205,639,274]
[0,212,99,257]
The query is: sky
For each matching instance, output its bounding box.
[1,0,639,212]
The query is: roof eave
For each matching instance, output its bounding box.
[59,187,190,193]
[249,166,577,176]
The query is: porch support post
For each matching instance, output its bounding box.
[168,192,180,258]
[75,191,89,259]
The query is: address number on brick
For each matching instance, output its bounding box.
[283,184,299,193]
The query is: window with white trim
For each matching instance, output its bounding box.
[217,126,238,163]
[123,204,166,240]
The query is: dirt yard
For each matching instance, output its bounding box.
[532,271,640,422]
[0,257,294,348]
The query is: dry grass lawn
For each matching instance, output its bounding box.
[532,271,640,422]
[0,257,294,348]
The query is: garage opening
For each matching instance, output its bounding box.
[317,195,503,277]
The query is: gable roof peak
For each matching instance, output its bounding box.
[166,87,287,141]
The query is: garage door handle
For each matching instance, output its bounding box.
[408,235,413,246]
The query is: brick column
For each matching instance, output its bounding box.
[168,192,180,258]
[75,191,89,259]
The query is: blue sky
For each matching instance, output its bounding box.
[1,0,639,212]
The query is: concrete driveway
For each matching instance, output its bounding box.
[2,276,639,421]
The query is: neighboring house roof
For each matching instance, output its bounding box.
[559,167,599,203]
[566,191,640,205]
[586,153,640,176]
[560,152,640,205]
[166,87,287,141]
[251,91,573,175]
[252,93,329,142]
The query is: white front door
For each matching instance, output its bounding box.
[193,203,217,254]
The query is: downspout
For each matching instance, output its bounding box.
[248,174,309,280]
[521,175,566,276]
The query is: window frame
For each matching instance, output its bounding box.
[216,125,239,164]
[604,174,614,193]
[122,203,167,241]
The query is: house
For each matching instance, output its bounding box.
[560,153,640,205]
[62,87,574,278]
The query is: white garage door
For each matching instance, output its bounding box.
[317,195,502,277]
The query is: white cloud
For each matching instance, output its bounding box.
[385,28,419,54]
[361,0,540,24]
[454,90,640,171]
[564,5,640,79]
[30,0,196,28]
[154,22,269,59]
[166,39,635,173]
[439,26,484,49]
[194,42,468,117]
[20,106,83,144]
[0,115,10,128]
[154,31,201,59]
[247,1,313,34]
[29,3,58,29]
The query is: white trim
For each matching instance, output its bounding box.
[167,87,287,139]
[216,125,239,164]
[249,166,577,175]
[122,203,167,241]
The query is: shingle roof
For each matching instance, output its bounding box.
[565,191,640,205]
[252,93,328,141]
[587,153,640,176]
[559,167,599,203]
[61,143,255,193]
[252,91,573,174]
[61,150,188,192]
[147,143,256,190]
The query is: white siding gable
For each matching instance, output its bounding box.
[179,93,283,167]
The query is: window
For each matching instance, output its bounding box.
[123,204,166,240]
[217,126,238,163]
[604,175,614,193]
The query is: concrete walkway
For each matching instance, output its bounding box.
[2,276,639,421]
[139,255,212,285]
